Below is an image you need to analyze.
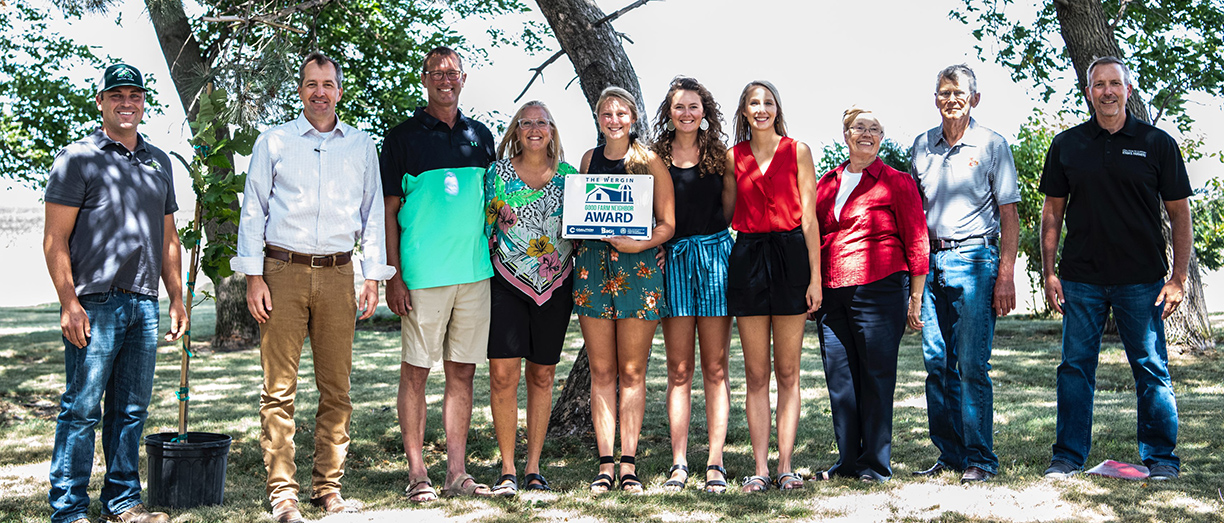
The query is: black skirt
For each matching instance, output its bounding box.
[726,227,811,316]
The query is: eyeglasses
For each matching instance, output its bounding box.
[936,89,970,100]
[518,119,552,130]
[425,70,463,81]
[848,125,883,136]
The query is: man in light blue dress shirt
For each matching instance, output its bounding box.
[231,52,395,523]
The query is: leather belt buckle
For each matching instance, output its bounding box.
[310,255,330,268]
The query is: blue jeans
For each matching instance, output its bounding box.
[1052,280,1179,470]
[920,244,999,474]
[49,290,159,523]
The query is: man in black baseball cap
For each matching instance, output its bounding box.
[98,63,146,92]
[44,61,184,523]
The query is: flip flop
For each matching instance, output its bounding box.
[404,477,437,503]
[490,474,517,497]
[441,473,494,498]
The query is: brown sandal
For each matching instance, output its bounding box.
[441,473,494,497]
[405,477,437,503]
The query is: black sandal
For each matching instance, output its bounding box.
[490,473,517,497]
[590,455,614,494]
[704,464,728,493]
[662,464,689,492]
[618,456,644,494]
[523,473,552,491]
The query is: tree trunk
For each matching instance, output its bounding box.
[533,0,649,139]
[1055,0,1214,348]
[534,0,648,436]
[547,345,593,438]
[147,0,260,349]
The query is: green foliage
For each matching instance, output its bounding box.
[0,1,101,189]
[814,139,912,174]
[190,0,543,139]
[171,88,257,285]
[952,0,1224,133]
[1009,110,1073,314]
[1192,176,1224,272]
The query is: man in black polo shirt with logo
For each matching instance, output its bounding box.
[1039,56,1193,481]
[380,46,497,500]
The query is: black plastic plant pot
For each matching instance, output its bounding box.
[144,432,231,508]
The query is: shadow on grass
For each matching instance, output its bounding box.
[2,306,1223,522]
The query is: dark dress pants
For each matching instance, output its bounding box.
[816,271,909,481]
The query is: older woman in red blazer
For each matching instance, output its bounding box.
[813,108,929,482]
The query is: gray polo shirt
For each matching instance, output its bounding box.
[45,128,178,297]
[910,118,1020,241]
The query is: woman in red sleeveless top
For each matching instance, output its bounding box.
[726,80,822,492]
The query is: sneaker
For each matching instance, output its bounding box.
[1043,461,1081,480]
[1147,464,1179,481]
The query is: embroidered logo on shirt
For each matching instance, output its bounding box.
[968,157,979,168]
[444,171,460,196]
[1122,149,1147,157]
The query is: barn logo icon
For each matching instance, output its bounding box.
[585,183,634,205]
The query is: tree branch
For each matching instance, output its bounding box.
[201,0,334,34]
[513,49,566,103]
[1109,0,1131,32]
[515,0,661,102]
[592,0,657,26]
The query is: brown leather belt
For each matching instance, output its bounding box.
[265,247,352,268]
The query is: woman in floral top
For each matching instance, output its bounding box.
[483,101,577,496]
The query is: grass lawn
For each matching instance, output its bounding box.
[1,302,1222,523]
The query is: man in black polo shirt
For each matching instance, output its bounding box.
[1039,56,1193,481]
[380,46,497,501]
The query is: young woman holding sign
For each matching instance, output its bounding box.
[650,76,734,493]
[575,86,675,494]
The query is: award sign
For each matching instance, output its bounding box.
[562,174,654,240]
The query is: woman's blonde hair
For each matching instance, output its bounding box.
[496,100,564,171]
[595,86,651,174]
[841,107,883,134]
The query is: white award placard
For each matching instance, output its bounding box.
[562,174,654,240]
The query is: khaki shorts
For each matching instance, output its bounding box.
[400,279,491,367]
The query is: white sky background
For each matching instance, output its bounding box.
[3,0,1222,310]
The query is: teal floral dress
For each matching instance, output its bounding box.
[485,159,577,305]
[572,241,669,320]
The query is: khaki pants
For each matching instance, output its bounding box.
[258,257,357,504]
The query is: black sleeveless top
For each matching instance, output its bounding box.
[588,145,628,175]
[671,163,727,238]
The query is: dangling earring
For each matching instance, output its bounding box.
[511,141,522,157]
[665,119,676,131]
[699,118,709,131]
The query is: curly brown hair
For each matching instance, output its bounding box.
[651,76,727,177]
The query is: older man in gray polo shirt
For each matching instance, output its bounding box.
[44,63,185,523]
[909,64,1020,483]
